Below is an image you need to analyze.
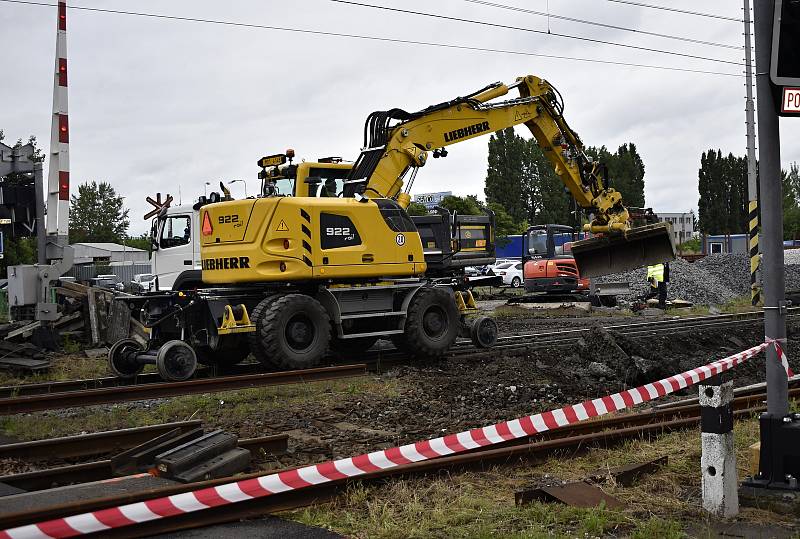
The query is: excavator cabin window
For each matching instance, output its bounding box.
[305,167,349,198]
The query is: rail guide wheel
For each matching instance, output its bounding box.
[470,316,498,348]
[156,340,198,381]
[108,338,145,379]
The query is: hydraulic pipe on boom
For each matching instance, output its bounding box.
[344,75,675,277]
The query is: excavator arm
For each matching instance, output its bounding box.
[344,75,675,276]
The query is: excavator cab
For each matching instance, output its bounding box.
[570,221,676,278]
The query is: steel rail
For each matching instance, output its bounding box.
[0,434,289,492]
[0,364,367,415]
[0,421,203,460]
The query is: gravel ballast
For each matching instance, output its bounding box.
[596,251,800,305]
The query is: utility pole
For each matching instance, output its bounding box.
[754,0,788,419]
[743,0,761,306]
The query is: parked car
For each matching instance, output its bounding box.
[490,261,524,288]
[132,273,157,293]
[91,274,124,292]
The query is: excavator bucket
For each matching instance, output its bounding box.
[571,222,676,278]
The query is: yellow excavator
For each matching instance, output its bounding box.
[110,75,674,381]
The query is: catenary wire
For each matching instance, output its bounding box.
[0,0,743,77]
[331,0,743,66]
[462,0,741,50]
[603,0,744,23]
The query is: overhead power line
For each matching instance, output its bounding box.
[332,0,743,67]
[604,0,744,23]
[0,0,743,78]
[462,0,741,50]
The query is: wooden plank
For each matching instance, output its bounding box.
[87,288,100,344]
[107,300,132,344]
[55,287,87,299]
[59,281,90,295]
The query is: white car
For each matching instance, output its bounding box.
[490,261,524,288]
[133,273,157,293]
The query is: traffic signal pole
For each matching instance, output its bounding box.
[754,0,789,418]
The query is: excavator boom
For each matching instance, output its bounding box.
[346,75,675,277]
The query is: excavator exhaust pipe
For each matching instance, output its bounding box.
[571,222,676,278]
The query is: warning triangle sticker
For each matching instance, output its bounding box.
[276,220,289,232]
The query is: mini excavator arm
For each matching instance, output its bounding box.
[344,75,675,276]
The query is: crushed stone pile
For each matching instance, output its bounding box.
[596,252,800,305]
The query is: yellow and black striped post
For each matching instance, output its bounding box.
[748,199,761,305]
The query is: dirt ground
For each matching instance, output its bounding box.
[1,308,799,537]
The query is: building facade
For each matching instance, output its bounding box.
[657,211,696,245]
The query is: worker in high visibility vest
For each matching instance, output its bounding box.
[645,262,668,309]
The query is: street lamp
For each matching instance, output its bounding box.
[229,179,247,198]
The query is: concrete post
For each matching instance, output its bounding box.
[743,0,761,305]
[700,375,738,517]
[33,163,46,265]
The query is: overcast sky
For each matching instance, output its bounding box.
[2,0,799,235]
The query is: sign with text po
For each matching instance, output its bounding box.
[782,87,800,114]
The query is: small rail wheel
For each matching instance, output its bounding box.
[470,316,498,348]
[395,287,459,358]
[256,294,330,370]
[108,339,144,379]
[156,340,197,381]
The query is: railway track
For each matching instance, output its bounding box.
[1,382,795,536]
[0,310,792,415]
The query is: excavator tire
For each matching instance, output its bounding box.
[253,294,331,370]
[329,335,379,359]
[392,287,459,358]
[248,294,283,368]
[195,337,251,367]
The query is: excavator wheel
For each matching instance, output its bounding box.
[252,294,331,370]
[248,294,282,368]
[329,335,379,359]
[195,337,251,367]
[392,287,459,358]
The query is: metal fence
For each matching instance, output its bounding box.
[67,262,152,284]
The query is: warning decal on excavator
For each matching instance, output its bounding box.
[276,220,289,232]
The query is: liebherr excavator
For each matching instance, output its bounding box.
[110,75,675,381]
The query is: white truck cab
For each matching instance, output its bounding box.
[150,204,201,290]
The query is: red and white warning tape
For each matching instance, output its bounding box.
[774,341,795,377]
[0,341,784,539]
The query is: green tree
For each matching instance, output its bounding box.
[697,150,748,234]
[123,234,152,254]
[69,181,130,243]
[0,237,37,278]
[585,143,646,207]
[524,140,572,225]
[406,202,429,216]
[485,128,528,223]
[783,162,800,239]
[439,194,482,215]
[487,202,527,247]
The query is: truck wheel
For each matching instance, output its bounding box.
[255,294,330,370]
[330,336,378,359]
[108,339,144,379]
[393,287,459,358]
[156,340,197,381]
[248,295,282,367]
[470,316,498,348]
